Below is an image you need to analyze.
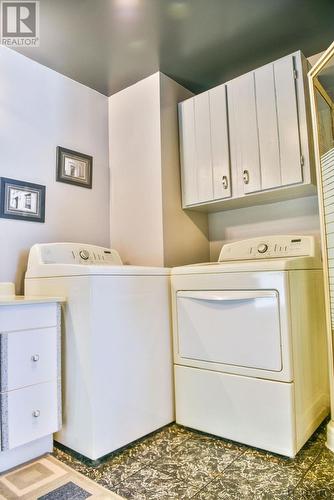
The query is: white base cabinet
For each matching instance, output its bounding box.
[0,297,62,472]
[179,51,316,212]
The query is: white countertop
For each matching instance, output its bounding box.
[0,296,65,306]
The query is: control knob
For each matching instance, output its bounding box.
[79,249,90,260]
[257,243,268,254]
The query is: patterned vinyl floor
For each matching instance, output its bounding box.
[53,420,334,499]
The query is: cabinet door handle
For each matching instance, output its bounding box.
[222,176,228,189]
[243,169,250,184]
[32,410,41,418]
[31,354,40,362]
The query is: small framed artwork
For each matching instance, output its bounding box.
[56,146,93,188]
[0,177,46,223]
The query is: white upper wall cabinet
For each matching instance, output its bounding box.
[179,84,232,205]
[178,51,316,212]
[194,92,214,203]
[273,55,303,187]
[253,64,281,190]
[229,71,261,194]
[179,97,198,206]
[209,84,231,200]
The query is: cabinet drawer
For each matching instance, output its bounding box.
[0,303,58,332]
[1,328,58,392]
[2,381,59,450]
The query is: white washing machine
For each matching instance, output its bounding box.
[171,235,329,457]
[25,243,173,461]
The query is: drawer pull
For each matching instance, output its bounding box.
[31,354,40,362]
[243,169,250,184]
[32,410,41,418]
[222,176,229,189]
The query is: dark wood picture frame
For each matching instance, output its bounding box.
[0,177,46,223]
[56,146,93,188]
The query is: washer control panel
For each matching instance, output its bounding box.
[40,243,123,266]
[219,235,316,261]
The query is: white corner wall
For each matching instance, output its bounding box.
[108,72,210,267]
[209,195,320,260]
[160,73,209,266]
[0,47,110,291]
[108,72,165,265]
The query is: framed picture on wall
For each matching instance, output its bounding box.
[56,146,93,188]
[0,177,46,223]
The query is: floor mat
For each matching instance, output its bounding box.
[0,454,124,499]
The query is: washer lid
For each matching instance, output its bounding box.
[26,243,170,277]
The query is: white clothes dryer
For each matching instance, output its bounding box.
[25,243,173,461]
[171,235,329,457]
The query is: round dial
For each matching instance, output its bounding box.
[79,249,90,260]
[257,243,268,254]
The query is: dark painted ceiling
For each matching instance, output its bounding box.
[12,0,334,96]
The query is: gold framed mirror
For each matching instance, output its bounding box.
[309,41,334,452]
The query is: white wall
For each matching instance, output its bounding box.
[209,195,320,260]
[0,47,110,291]
[160,73,209,266]
[109,73,165,265]
[109,72,210,267]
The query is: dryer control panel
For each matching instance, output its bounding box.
[219,235,317,261]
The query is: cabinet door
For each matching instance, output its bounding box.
[194,92,214,202]
[255,65,281,190]
[274,55,302,186]
[178,99,198,206]
[209,84,232,199]
[231,73,261,194]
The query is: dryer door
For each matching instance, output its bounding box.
[176,289,282,371]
